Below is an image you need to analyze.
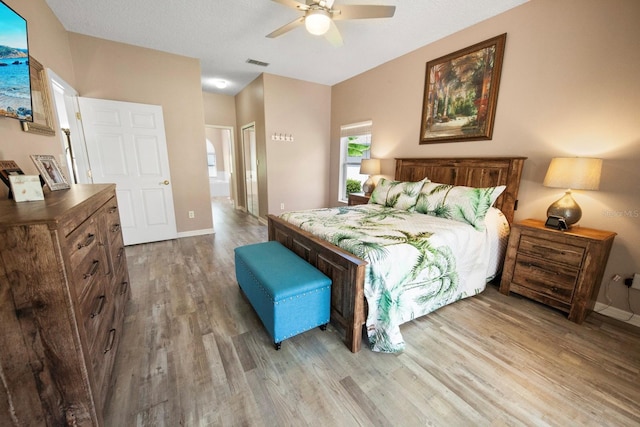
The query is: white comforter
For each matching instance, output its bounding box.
[280,204,508,352]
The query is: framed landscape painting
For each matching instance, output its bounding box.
[420,33,507,144]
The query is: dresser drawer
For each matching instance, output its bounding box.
[512,254,579,303]
[109,232,126,274]
[67,214,102,269]
[112,262,130,326]
[70,243,107,301]
[90,298,120,410]
[518,235,584,267]
[77,277,107,353]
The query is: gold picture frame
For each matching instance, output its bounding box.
[420,33,507,144]
[21,56,56,136]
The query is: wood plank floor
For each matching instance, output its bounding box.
[104,199,640,426]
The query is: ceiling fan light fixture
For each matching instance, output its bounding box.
[305,9,331,36]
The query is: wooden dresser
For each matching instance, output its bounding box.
[0,184,129,426]
[500,219,616,323]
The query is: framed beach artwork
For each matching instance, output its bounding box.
[21,56,56,136]
[420,33,507,144]
[31,154,70,191]
[0,1,32,122]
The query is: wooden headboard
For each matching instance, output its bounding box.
[395,157,527,224]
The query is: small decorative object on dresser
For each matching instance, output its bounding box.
[500,219,616,323]
[0,160,25,199]
[348,192,371,206]
[8,174,44,202]
[30,154,70,191]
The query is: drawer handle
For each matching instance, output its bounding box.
[117,247,125,259]
[91,295,106,318]
[104,329,116,353]
[108,206,118,214]
[111,223,121,233]
[120,280,129,295]
[83,260,100,279]
[77,233,95,249]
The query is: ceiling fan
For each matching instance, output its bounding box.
[266,0,396,47]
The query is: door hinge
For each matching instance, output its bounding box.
[76,112,82,121]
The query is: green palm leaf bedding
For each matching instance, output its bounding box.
[280,204,509,353]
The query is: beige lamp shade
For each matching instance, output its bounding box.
[543,157,602,190]
[543,157,602,227]
[360,159,380,195]
[359,158,381,175]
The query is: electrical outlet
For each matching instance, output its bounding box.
[188,210,195,219]
[612,274,622,282]
[280,203,285,210]
[632,273,640,290]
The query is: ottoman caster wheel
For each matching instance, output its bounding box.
[274,342,282,350]
[319,324,327,331]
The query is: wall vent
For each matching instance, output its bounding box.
[246,58,270,67]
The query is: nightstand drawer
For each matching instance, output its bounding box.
[519,235,584,267]
[513,254,578,303]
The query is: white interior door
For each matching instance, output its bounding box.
[79,97,177,245]
[242,124,258,217]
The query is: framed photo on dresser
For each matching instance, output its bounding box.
[30,154,70,191]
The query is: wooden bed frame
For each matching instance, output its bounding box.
[267,157,526,352]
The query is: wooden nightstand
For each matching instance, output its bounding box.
[500,219,616,323]
[347,193,371,206]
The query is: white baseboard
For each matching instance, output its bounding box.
[593,302,640,327]
[177,228,215,239]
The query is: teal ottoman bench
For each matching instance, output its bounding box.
[234,241,332,350]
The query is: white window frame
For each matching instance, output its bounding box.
[338,120,372,203]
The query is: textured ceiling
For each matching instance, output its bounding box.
[44,0,528,96]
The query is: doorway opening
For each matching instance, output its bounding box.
[205,125,236,229]
[241,123,258,218]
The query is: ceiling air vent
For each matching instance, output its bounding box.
[246,58,269,67]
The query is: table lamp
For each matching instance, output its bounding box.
[543,157,602,227]
[360,158,380,196]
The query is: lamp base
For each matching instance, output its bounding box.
[546,190,582,227]
[362,176,375,196]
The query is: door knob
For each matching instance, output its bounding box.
[160,180,170,185]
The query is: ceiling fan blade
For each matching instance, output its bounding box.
[270,0,310,11]
[325,20,343,47]
[332,5,396,20]
[266,17,305,38]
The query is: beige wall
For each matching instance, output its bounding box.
[202,91,236,127]
[331,0,640,313]
[263,74,331,213]
[233,74,332,217]
[234,75,266,216]
[66,33,212,234]
[0,0,76,190]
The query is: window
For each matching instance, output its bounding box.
[338,121,372,203]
